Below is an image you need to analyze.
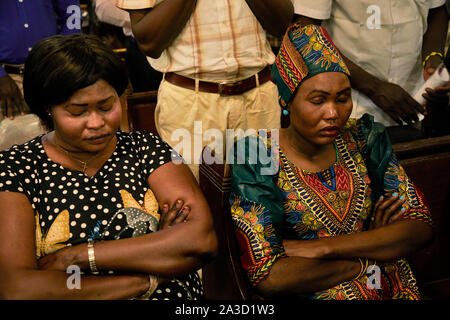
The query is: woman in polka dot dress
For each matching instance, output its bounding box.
[0,34,217,300]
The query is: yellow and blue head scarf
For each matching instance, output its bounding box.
[271,24,350,108]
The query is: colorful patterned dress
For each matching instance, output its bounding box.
[229,114,432,300]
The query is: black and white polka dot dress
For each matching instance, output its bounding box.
[0,130,203,300]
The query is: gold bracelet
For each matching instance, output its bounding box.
[135,275,159,300]
[363,258,369,275]
[352,258,370,281]
[423,51,443,68]
[87,239,99,274]
[351,258,365,281]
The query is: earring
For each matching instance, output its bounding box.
[282,109,289,116]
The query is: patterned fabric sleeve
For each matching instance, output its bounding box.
[229,135,287,286]
[353,114,432,226]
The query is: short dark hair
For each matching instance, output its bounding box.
[23,34,129,131]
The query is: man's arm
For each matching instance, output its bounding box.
[0,73,26,119]
[293,14,425,125]
[422,4,449,80]
[125,0,197,58]
[245,0,294,36]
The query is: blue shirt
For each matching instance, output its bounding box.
[0,0,81,77]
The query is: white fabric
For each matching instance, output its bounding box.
[96,0,133,37]
[293,0,446,126]
[0,74,47,150]
[116,0,276,80]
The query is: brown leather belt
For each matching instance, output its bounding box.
[1,63,25,75]
[164,65,272,96]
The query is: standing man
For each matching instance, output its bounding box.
[0,0,81,148]
[292,0,449,129]
[95,0,162,92]
[116,0,294,178]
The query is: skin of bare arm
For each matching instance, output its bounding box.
[245,0,294,36]
[128,0,197,58]
[422,5,449,80]
[0,192,149,300]
[283,220,433,262]
[256,256,361,298]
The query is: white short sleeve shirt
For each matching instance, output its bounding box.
[116,0,277,81]
[293,0,446,126]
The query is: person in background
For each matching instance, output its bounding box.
[0,34,217,300]
[95,0,162,92]
[291,0,448,141]
[0,0,82,119]
[116,0,294,179]
[0,0,81,149]
[229,24,433,300]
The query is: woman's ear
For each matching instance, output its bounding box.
[281,103,291,128]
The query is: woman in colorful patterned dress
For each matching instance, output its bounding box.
[229,24,433,300]
[0,34,217,299]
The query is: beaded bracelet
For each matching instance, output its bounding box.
[423,51,443,68]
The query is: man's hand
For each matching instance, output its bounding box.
[423,83,450,108]
[0,74,26,119]
[423,54,443,81]
[370,81,426,126]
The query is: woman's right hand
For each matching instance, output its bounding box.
[159,199,190,230]
[368,193,406,230]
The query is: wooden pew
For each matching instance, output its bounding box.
[199,159,250,300]
[392,135,450,299]
[199,135,450,300]
[121,90,158,134]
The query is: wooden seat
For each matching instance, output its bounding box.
[120,90,159,134]
[199,158,250,300]
[393,135,450,299]
[199,135,450,300]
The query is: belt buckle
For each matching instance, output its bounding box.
[218,80,244,96]
[218,81,231,96]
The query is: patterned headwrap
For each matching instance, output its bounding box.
[271,24,351,108]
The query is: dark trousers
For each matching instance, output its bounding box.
[125,36,162,92]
